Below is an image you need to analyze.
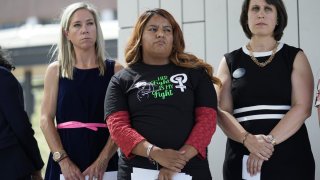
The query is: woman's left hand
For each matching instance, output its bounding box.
[151,148,188,172]
[244,134,274,160]
[247,153,264,176]
[158,167,176,180]
[83,158,108,180]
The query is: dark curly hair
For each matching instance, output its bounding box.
[0,47,15,71]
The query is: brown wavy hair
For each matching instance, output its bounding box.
[125,8,221,86]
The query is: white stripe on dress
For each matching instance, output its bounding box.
[234,105,291,114]
[236,114,285,122]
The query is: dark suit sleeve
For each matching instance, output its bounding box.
[0,69,44,170]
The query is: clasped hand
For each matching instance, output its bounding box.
[59,158,85,180]
[60,157,108,180]
[151,148,188,173]
[244,134,275,176]
[244,134,274,160]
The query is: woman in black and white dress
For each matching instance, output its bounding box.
[216,0,315,179]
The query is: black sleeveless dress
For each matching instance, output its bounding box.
[45,60,118,180]
[223,43,315,180]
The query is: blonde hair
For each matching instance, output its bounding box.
[125,8,221,86]
[52,2,105,79]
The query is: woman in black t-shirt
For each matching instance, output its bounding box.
[105,8,221,180]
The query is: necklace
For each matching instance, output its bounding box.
[246,42,279,67]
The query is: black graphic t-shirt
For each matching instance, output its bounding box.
[105,62,217,149]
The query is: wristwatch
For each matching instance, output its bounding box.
[52,150,67,162]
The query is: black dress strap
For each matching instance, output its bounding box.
[105,59,115,76]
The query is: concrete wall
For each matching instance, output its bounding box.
[117,0,320,179]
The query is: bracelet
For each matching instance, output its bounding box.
[57,154,68,163]
[242,132,250,145]
[267,134,277,146]
[146,144,156,164]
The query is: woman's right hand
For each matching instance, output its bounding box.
[59,158,85,180]
[150,147,188,172]
[243,134,274,160]
[247,153,264,176]
[158,167,176,180]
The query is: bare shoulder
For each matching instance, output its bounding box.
[217,57,230,80]
[45,61,59,80]
[295,50,308,60]
[114,62,124,73]
[47,61,59,71]
[293,50,310,68]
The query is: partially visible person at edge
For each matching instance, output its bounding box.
[40,2,123,180]
[315,78,320,126]
[0,47,44,180]
[104,8,220,180]
[216,0,315,179]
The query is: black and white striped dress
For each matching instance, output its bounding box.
[223,43,315,180]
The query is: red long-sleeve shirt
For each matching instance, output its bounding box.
[106,107,216,158]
